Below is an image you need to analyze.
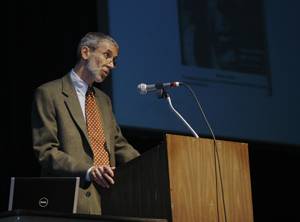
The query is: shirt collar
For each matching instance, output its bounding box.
[70,69,89,96]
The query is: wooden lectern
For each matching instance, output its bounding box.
[100,134,253,222]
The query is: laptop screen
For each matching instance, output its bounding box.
[8,177,80,214]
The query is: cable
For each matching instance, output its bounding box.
[180,82,228,222]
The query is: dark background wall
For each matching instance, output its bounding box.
[3,1,300,221]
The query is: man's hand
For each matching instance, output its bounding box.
[90,165,116,188]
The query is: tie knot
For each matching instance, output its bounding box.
[86,87,95,97]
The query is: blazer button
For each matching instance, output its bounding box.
[86,191,91,197]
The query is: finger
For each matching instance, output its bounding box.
[96,166,105,174]
[94,167,110,188]
[103,173,115,185]
[91,170,104,186]
[96,166,114,186]
[103,166,114,177]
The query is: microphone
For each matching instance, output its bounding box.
[137,81,181,95]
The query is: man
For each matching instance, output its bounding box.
[31,32,140,215]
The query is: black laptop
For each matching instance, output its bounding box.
[8,177,80,214]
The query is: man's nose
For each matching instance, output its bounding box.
[107,60,115,69]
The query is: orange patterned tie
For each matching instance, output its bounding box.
[85,87,110,166]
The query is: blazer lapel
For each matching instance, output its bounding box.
[61,75,91,146]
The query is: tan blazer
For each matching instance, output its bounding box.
[31,74,139,214]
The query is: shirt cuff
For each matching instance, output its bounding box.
[85,167,93,182]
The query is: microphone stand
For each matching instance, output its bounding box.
[157,84,227,222]
[159,88,199,138]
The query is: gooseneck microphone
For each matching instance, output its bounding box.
[137,82,181,95]
[136,81,227,222]
[137,81,198,138]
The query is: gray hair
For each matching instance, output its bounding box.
[76,32,119,59]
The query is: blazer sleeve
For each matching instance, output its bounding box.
[31,86,90,182]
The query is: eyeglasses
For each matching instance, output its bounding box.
[87,46,118,67]
[102,52,117,67]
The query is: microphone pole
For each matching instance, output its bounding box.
[159,88,199,138]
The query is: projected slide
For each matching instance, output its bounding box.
[107,0,299,145]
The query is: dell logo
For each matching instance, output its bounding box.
[38,197,49,208]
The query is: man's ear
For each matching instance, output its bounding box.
[81,46,90,60]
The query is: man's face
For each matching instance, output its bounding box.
[86,40,118,83]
